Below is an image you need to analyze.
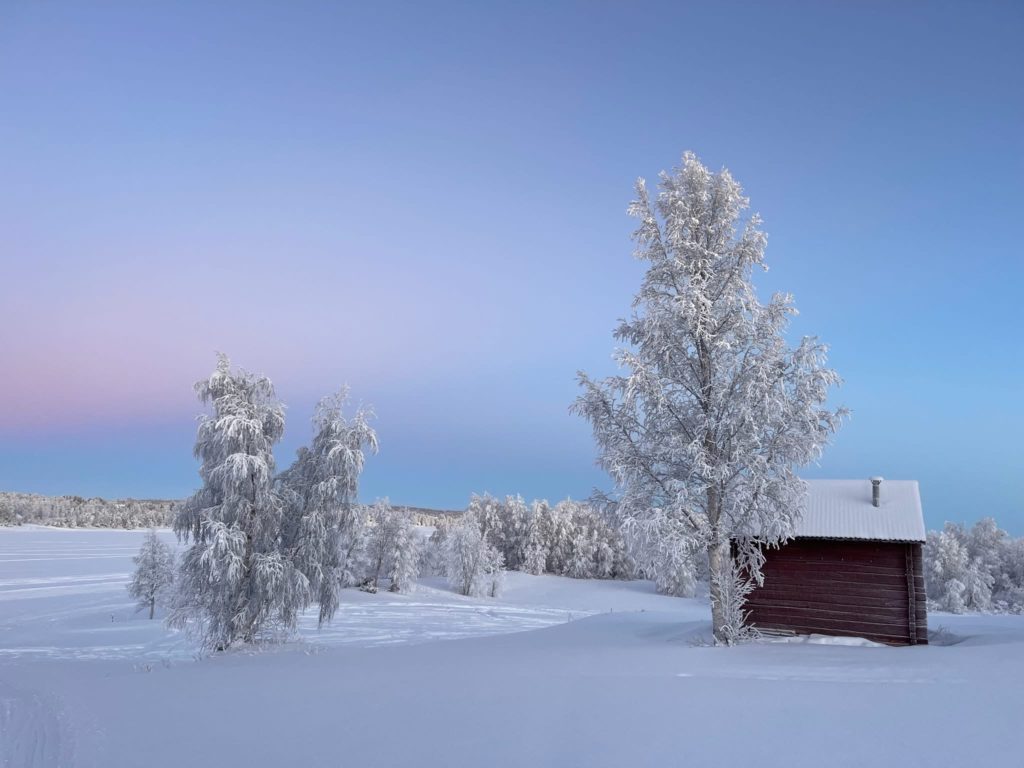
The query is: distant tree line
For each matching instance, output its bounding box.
[0,492,175,528]
[419,493,637,597]
[0,490,453,532]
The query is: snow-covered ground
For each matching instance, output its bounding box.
[2,527,1022,767]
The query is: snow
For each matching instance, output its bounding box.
[793,479,926,542]
[2,526,1023,767]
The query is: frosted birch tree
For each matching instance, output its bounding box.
[365,498,401,591]
[574,153,845,644]
[521,501,550,576]
[388,511,421,593]
[276,390,377,622]
[446,509,504,597]
[170,354,299,650]
[128,530,175,619]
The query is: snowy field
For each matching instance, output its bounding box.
[2,527,1022,767]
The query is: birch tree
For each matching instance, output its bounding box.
[445,509,504,597]
[276,390,377,623]
[574,152,845,644]
[388,511,421,593]
[128,530,175,619]
[170,354,299,650]
[365,498,401,591]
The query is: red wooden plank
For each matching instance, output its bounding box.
[747,604,911,623]
[761,562,910,577]
[748,610,910,635]
[746,593,911,611]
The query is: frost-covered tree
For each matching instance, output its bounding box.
[276,391,377,622]
[365,498,401,591]
[922,520,1024,613]
[419,520,450,577]
[543,500,576,575]
[388,511,421,593]
[128,530,175,619]
[445,510,504,597]
[574,153,845,644]
[495,495,531,571]
[170,354,299,650]
[521,501,550,576]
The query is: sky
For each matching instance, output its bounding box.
[1,1,1022,533]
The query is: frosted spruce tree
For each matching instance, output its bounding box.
[574,153,844,644]
[170,354,299,650]
[276,390,377,622]
[128,529,175,619]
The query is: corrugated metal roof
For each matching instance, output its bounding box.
[794,480,925,542]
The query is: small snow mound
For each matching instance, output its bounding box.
[763,633,885,647]
[928,626,966,646]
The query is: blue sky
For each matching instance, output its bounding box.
[1,1,1021,532]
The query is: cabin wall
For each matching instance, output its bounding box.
[744,539,927,646]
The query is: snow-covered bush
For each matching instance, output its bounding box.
[924,519,1024,614]
[445,510,504,597]
[128,530,175,619]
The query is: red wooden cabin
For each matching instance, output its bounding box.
[745,478,927,646]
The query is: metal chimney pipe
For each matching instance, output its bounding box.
[870,477,883,507]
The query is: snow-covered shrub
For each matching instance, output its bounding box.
[445,510,504,597]
[128,530,175,619]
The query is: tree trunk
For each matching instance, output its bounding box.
[149,597,155,620]
[708,540,731,644]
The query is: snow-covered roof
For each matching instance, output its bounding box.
[794,480,925,542]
